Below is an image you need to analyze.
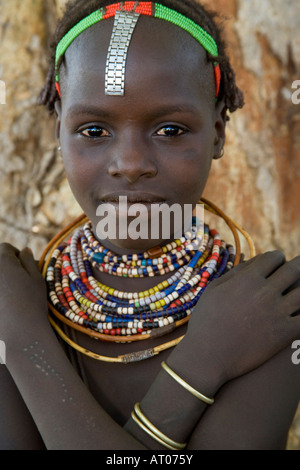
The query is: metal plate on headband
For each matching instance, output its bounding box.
[105,10,140,96]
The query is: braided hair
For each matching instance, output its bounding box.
[39,0,244,114]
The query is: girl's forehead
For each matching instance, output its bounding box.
[61,15,215,108]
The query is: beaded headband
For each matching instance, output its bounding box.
[55,2,221,98]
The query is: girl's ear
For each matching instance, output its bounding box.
[54,101,62,144]
[213,98,227,160]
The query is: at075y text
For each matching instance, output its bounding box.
[106,454,193,466]
[147,454,193,465]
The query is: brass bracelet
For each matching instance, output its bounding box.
[161,361,215,405]
[132,403,186,450]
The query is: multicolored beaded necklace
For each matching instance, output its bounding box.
[39,198,255,362]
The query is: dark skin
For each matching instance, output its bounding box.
[58,18,220,253]
[0,17,300,450]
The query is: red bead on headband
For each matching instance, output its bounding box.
[103,1,153,18]
[214,64,221,97]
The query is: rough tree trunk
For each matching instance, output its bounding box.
[201,1,300,448]
[0,0,299,449]
[202,0,300,260]
[0,0,80,256]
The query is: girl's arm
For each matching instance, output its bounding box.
[1,243,218,450]
[190,277,300,450]
[0,366,46,450]
[1,244,222,450]
[1,244,300,449]
[0,244,144,450]
[4,319,146,450]
[124,252,300,449]
[188,345,300,450]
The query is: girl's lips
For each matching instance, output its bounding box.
[97,195,168,224]
[100,192,166,204]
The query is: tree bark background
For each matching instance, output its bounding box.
[0,0,299,449]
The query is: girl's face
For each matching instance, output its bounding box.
[55,17,226,253]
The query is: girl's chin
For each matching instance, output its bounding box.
[94,235,171,255]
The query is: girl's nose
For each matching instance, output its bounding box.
[107,134,158,184]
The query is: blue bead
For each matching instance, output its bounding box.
[92,253,105,263]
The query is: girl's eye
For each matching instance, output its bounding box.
[156,126,186,137]
[80,126,110,138]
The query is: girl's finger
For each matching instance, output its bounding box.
[256,251,286,278]
[0,242,20,260]
[18,248,43,280]
[282,287,300,317]
[267,256,300,293]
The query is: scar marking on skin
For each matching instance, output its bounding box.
[23,341,73,402]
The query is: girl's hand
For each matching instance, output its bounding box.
[0,243,49,343]
[186,251,300,384]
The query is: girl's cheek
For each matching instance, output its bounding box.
[62,140,98,183]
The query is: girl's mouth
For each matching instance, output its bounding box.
[100,192,166,204]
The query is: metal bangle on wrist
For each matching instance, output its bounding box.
[161,361,215,405]
[131,402,187,450]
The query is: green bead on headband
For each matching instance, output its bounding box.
[55,2,221,98]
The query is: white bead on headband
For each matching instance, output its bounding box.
[55,2,221,98]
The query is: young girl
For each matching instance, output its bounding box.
[0,0,299,450]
